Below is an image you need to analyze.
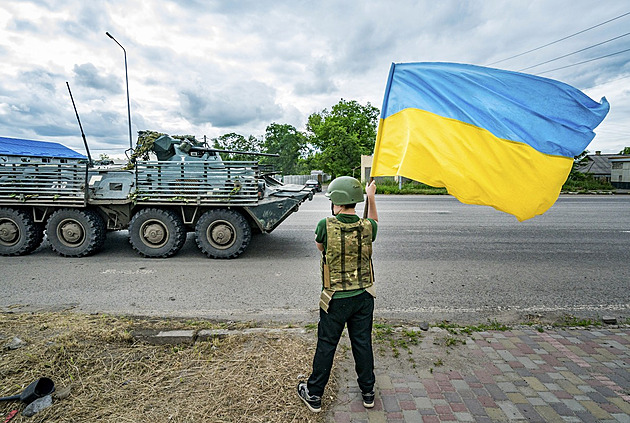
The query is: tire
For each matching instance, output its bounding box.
[46,208,106,257]
[195,209,251,259]
[129,208,186,258]
[0,208,42,256]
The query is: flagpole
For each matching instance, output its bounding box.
[363,177,374,218]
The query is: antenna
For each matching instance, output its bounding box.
[66,82,93,167]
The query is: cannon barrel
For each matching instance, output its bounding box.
[188,147,279,157]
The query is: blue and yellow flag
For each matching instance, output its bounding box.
[371,62,610,221]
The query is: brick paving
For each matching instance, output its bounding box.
[327,327,630,422]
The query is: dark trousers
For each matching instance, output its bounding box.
[307,290,375,397]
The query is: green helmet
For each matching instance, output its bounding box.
[325,176,364,205]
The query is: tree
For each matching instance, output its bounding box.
[260,123,307,174]
[306,99,379,177]
[212,133,262,161]
[95,153,113,166]
[619,147,630,155]
[566,150,590,181]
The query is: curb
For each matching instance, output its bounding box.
[132,327,309,345]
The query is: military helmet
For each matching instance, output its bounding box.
[325,176,364,205]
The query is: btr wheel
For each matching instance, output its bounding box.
[129,208,186,258]
[0,208,42,256]
[46,208,106,257]
[195,209,251,259]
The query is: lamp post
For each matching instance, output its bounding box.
[105,32,133,150]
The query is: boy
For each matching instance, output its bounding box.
[298,176,378,412]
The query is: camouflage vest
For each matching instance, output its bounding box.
[319,217,374,311]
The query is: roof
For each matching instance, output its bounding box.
[577,153,616,176]
[0,136,86,159]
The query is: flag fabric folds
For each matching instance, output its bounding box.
[371,62,610,221]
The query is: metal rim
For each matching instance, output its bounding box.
[56,218,86,248]
[206,219,237,250]
[0,218,20,247]
[139,219,169,249]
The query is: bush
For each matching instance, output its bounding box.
[373,178,447,195]
[562,172,614,192]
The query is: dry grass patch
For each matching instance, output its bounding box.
[0,313,333,422]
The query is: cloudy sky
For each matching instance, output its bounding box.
[0,0,628,158]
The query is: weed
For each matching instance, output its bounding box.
[434,319,511,335]
[373,322,394,342]
[402,329,422,345]
[557,315,602,328]
[392,345,400,358]
[434,321,461,334]
[445,337,465,347]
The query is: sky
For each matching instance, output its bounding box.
[0,0,629,159]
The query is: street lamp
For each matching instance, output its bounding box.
[105,32,133,150]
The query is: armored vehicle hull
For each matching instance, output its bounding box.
[0,138,312,258]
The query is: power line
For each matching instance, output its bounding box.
[486,10,630,66]
[535,47,630,75]
[518,32,630,72]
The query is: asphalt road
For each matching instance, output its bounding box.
[1,194,629,324]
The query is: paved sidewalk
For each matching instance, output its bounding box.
[329,327,630,422]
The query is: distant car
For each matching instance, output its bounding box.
[305,179,322,192]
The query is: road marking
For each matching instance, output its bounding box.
[101,269,156,275]
[293,210,452,214]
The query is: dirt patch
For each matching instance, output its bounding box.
[0,312,333,422]
[370,325,490,376]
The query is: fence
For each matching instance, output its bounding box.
[0,162,87,206]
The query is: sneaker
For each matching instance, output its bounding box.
[297,382,321,413]
[362,390,375,408]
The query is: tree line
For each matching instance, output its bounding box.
[131,98,628,184]
[132,99,378,178]
[213,99,379,178]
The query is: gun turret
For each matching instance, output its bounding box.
[152,135,278,162]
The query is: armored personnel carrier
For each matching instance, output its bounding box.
[0,135,312,258]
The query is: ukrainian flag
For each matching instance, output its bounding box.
[371,62,610,221]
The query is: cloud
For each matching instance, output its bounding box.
[61,2,110,38]
[179,80,283,128]
[21,68,61,93]
[293,59,338,96]
[73,63,122,94]
[7,19,40,33]
[1,0,629,155]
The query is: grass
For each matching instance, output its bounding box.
[433,319,512,335]
[0,312,330,423]
[372,174,616,196]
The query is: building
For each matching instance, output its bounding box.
[576,151,616,183]
[0,136,86,164]
[360,155,373,182]
[610,155,630,189]
[575,151,630,189]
